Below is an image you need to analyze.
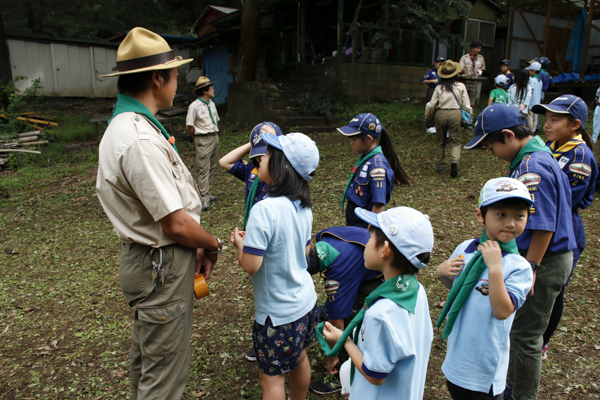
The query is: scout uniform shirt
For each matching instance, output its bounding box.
[346,153,394,209]
[186,98,220,134]
[502,70,514,90]
[96,112,203,247]
[459,53,485,79]
[316,227,381,320]
[421,67,439,88]
[229,160,268,204]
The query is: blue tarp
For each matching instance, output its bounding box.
[204,44,234,105]
[566,8,587,73]
[552,72,600,82]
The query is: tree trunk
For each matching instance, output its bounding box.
[237,0,261,82]
[0,10,13,108]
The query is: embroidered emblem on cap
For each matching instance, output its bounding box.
[369,123,376,131]
[496,183,517,192]
[388,225,398,236]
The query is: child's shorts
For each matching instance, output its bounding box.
[253,302,318,376]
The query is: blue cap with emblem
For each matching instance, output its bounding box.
[531,94,588,128]
[478,177,533,208]
[436,56,446,63]
[499,59,510,66]
[337,113,383,138]
[261,132,319,181]
[464,104,526,150]
[354,206,434,269]
[249,121,283,159]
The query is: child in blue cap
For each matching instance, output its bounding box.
[499,59,514,90]
[464,103,576,400]
[531,95,598,359]
[437,177,534,399]
[317,206,434,400]
[337,113,412,228]
[230,132,319,400]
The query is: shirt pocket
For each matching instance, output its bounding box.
[170,160,183,180]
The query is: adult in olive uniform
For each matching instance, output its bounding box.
[96,27,223,399]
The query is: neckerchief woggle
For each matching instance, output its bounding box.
[509,135,552,174]
[316,274,419,384]
[548,134,583,160]
[340,146,383,211]
[243,178,261,230]
[436,230,519,341]
[199,97,216,126]
[110,94,177,152]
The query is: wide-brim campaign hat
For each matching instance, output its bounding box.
[437,60,462,79]
[193,76,217,91]
[101,27,192,77]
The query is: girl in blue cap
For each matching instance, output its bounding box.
[337,113,411,228]
[532,95,598,359]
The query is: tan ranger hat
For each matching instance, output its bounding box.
[193,76,217,91]
[437,60,462,79]
[102,27,192,77]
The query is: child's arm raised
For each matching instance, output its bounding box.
[436,257,465,289]
[231,227,262,275]
[219,143,252,172]
[480,240,515,320]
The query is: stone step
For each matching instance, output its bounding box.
[266,90,302,99]
[270,107,320,117]
[269,98,301,108]
[279,115,331,127]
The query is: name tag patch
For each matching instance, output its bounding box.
[558,156,569,169]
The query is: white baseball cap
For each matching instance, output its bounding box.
[478,177,533,208]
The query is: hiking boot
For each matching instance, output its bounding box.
[245,347,257,362]
[209,195,219,203]
[201,200,210,211]
[450,161,458,178]
[310,375,342,395]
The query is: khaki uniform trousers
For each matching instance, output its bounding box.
[527,110,539,134]
[507,250,572,400]
[194,133,220,205]
[120,243,196,400]
[463,79,478,107]
[434,109,462,166]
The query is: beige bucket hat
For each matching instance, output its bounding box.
[437,60,462,79]
[101,27,193,77]
[193,76,217,93]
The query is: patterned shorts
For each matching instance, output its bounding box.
[252,302,318,376]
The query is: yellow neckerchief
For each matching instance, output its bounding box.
[548,134,584,159]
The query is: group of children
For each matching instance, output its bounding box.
[218,88,596,399]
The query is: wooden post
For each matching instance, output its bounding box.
[507,7,515,59]
[337,0,343,62]
[580,0,596,80]
[543,1,553,56]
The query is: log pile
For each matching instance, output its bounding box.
[0,131,48,168]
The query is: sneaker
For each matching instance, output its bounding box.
[245,347,257,362]
[542,343,548,360]
[209,195,219,203]
[437,165,445,174]
[425,127,436,134]
[201,201,210,211]
[450,161,458,178]
[310,375,342,395]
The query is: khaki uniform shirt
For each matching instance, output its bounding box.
[425,82,473,120]
[186,98,220,135]
[459,53,486,79]
[96,112,203,247]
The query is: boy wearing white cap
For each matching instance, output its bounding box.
[488,75,508,106]
[526,62,543,133]
[317,206,434,400]
[436,178,534,399]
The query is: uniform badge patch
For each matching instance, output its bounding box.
[370,167,386,179]
[388,225,398,236]
[361,328,365,341]
[475,282,489,296]
[369,123,376,131]
[558,156,570,169]
[569,162,592,177]
[324,280,339,295]
[243,160,249,165]
[518,173,541,187]
[497,183,517,192]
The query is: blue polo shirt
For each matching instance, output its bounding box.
[228,160,269,204]
[502,71,514,90]
[349,284,432,400]
[509,151,577,253]
[539,70,551,92]
[316,227,382,320]
[421,68,439,88]
[442,239,533,396]
[346,153,394,209]
[243,196,316,326]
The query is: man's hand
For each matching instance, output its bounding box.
[480,240,503,274]
[195,248,216,280]
[327,356,340,375]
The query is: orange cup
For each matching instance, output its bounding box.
[194,275,210,299]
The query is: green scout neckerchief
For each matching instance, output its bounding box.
[316,274,419,384]
[340,146,383,210]
[315,241,340,272]
[243,178,261,230]
[436,230,519,341]
[548,134,583,159]
[198,97,216,125]
[110,94,177,152]
[509,135,553,174]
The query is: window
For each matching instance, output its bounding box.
[465,18,496,47]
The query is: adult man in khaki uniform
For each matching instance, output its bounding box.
[187,77,220,211]
[459,40,485,107]
[96,27,222,399]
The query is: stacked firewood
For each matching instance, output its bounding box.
[0,131,48,168]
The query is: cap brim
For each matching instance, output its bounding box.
[100,58,193,77]
[531,103,569,115]
[480,195,534,208]
[193,81,217,91]
[249,143,267,158]
[464,134,488,150]
[337,126,361,136]
[261,131,282,149]
[354,208,380,228]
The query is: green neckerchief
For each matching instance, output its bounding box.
[110,94,177,153]
[436,230,519,341]
[509,135,553,174]
[316,274,419,384]
[540,68,548,75]
[532,74,540,81]
[243,178,261,230]
[548,134,584,159]
[340,146,383,210]
[315,241,340,272]
[198,97,216,125]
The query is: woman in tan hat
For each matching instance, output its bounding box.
[97,27,223,399]
[425,59,472,178]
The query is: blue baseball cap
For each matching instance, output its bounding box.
[531,94,588,128]
[499,59,510,66]
[249,121,283,158]
[435,56,446,63]
[478,177,533,208]
[495,74,507,86]
[464,104,526,150]
[535,57,550,68]
[337,113,383,138]
[261,132,319,181]
[354,206,434,269]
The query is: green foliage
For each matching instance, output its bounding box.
[0,76,29,139]
[297,80,353,121]
[23,77,44,103]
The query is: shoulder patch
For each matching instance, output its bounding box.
[569,162,592,177]
[370,167,386,178]
[518,172,541,187]
[243,160,249,165]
